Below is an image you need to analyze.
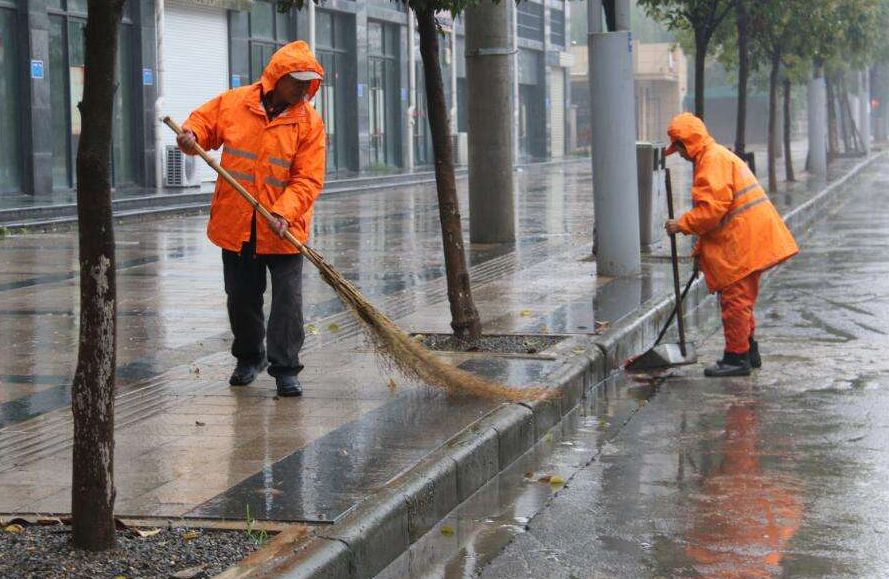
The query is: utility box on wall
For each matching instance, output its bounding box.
[636,142,667,250]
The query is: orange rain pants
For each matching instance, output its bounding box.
[719,270,762,354]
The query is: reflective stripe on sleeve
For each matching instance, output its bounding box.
[719,196,769,228]
[227,170,255,184]
[265,176,287,188]
[733,182,761,199]
[223,146,258,160]
[269,156,291,168]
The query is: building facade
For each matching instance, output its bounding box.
[1,0,572,197]
[570,41,687,151]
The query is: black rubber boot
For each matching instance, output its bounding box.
[749,337,762,369]
[704,351,752,377]
[229,360,267,386]
[276,375,303,397]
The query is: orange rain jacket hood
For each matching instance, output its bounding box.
[667,113,799,291]
[184,40,325,255]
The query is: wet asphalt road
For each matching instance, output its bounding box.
[411,164,889,578]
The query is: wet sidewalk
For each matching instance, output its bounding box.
[0,143,868,565]
[433,152,889,579]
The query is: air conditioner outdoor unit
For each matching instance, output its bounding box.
[165,145,200,188]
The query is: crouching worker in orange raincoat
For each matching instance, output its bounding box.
[177,41,325,397]
[664,112,798,377]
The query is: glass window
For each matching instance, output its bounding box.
[316,12,333,49]
[276,9,290,42]
[113,24,137,186]
[517,1,544,42]
[67,0,87,15]
[550,8,565,47]
[49,16,70,188]
[250,42,276,83]
[0,8,22,192]
[250,0,275,40]
[46,0,63,11]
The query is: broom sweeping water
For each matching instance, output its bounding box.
[163,117,548,401]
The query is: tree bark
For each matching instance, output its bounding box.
[767,51,780,193]
[839,74,851,153]
[783,76,795,182]
[694,35,707,119]
[415,7,481,340]
[734,0,749,154]
[71,0,124,551]
[826,74,839,160]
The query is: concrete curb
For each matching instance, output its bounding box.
[224,153,885,579]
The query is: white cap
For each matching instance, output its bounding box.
[289,71,322,81]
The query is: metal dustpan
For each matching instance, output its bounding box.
[627,340,697,371]
[627,168,698,372]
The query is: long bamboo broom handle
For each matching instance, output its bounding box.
[161,116,317,260]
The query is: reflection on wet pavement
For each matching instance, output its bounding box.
[381,156,889,578]
[0,160,641,520]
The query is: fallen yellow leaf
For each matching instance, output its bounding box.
[182,530,200,541]
[306,324,320,335]
[519,309,532,317]
[327,322,340,333]
[135,528,161,538]
[3,524,24,534]
[440,525,455,536]
[549,475,566,486]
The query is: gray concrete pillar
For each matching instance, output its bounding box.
[807,73,827,178]
[859,70,871,155]
[589,31,641,276]
[23,0,53,195]
[614,0,631,31]
[466,0,515,243]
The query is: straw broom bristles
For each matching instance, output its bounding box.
[163,117,550,402]
[302,244,551,401]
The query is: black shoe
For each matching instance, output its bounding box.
[749,337,762,369]
[276,375,303,397]
[229,360,266,386]
[704,351,752,377]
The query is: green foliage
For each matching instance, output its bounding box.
[244,505,269,546]
[637,0,733,47]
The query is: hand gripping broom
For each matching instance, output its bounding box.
[163,117,548,401]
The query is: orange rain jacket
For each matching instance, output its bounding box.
[667,113,799,292]
[184,41,325,255]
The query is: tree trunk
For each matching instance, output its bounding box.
[826,74,839,160]
[71,0,124,551]
[767,51,780,193]
[839,74,852,153]
[734,0,749,154]
[415,7,481,340]
[694,36,707,119]
[783,76,795,182]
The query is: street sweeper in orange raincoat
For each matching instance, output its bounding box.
[664,112,799,377]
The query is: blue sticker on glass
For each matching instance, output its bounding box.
[401,88,408,102]
[231,75,241,88]
[357,83,365,97]
[30,60,44,80]
[142,68,154,86]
